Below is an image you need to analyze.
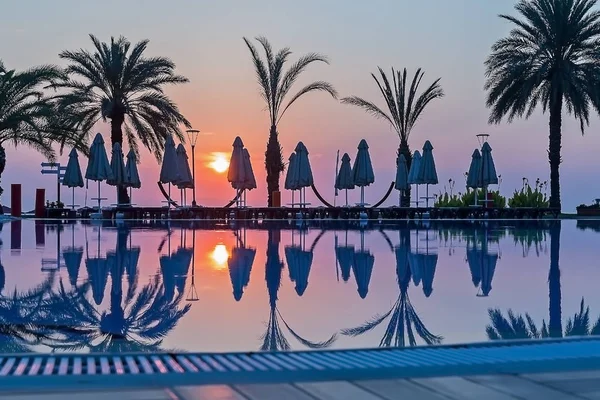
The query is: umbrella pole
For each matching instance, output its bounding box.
[292,190,294,208]
[474,188,478,206]
[129,187,132,204]
[416,185,419,207]
[426,184,429,207]
[97,181,101,210]
[72,187,75,210]
[345,189,348,207]
[168,183,171,218]
[361,187,365,206]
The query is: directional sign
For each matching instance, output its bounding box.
[41,162,59,168]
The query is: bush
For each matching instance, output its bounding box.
[434,188,506,208]
[508,179,548,208]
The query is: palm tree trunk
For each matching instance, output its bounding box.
[548,96,562,211]
[265,125,283,207]
[0,144,5,213]
[110,113,130,205]
[548,220,562,338]
[398,140,412,207]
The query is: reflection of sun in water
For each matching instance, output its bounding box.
[211,244,229,269]
[209,152,230,173]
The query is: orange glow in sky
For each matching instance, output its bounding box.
[208,152,230,174]
[211,243,229,269]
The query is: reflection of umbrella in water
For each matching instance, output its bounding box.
[342,229,442,347]
[160,231,193,302]
[85,226,109,305]
[466,230,499,297]
[261,229,336,351]
[409,228,438,297]
[62,223,83,287]
[285,230,313,296]
[335,230,354,282]
[352,230,375,299]
[228,229,256,301]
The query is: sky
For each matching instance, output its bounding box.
[1,0,599,211]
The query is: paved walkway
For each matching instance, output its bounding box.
[2,370,599,399]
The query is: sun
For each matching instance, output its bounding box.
[211,244,229,270]
[209,152,230,173]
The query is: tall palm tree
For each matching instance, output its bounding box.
[484,0,600,211]
[261,229,336,350]
[341,230,442,347]
[55,35,191,204]
[243,37,338,206]
[342,68,444,206]
[0,60,85,207]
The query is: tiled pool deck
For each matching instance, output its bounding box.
[2,370,600,399]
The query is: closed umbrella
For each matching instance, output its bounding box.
[395,154,409,206]
[240,148,257,207]
[159,135,180,213]
[407,150,422,207]
[335,153,354,206]
[466,149,482,206]
[85,227,108,305]
[352,139,375,206]
[228,246,256,301]
[335,231,354,282]
[124,149,141,203]
[352,249,375,299]
[417,141,438,207]
[285,153,299,206]
[285,245,313,296]
[480,142,498,207]
[107,143,127,205]
[63,247,83,287]
[176,144,194,206]
[227,136,246,207]
[85,133,113,210]
[293,142,314,207]
[62,148,84,210]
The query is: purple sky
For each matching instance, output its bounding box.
[1,0,599,211]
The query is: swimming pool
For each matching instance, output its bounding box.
[0,219,598,354]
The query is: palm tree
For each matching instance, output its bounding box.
[261,229,336,350]
[342,68,444,206]
[0,60,85,207]
[487,298,600,340]
[484,0,600,211]
[341,230,442,347]
[55,35,191,204]
[243,37,338,206]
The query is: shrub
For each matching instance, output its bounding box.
[508,179,548,208]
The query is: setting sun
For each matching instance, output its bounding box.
[211,244,229,269]
[208,152,230,173]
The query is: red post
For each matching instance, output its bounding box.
[10,184,21,217]
[35,188,46,218]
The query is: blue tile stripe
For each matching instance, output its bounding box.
[1,337,599,392]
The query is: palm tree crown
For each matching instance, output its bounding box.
[55,35,190,161]
[0,61,86,202]
[244,37,337,206]
[485,0,600,210]
[342,68,443,206]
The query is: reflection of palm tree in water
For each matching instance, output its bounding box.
[261,229,337,351]
[44,226,191,352]
[342,230,442,347]
[487,222,592,339]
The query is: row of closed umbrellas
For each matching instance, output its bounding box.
[62,133,195,209]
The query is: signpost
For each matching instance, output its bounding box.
[40,162,67,204]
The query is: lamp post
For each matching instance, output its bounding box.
[186,129,200,207]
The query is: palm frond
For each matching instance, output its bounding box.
[278,81,337,123]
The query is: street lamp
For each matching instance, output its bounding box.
[186,129,200,207]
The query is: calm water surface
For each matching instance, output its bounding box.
[1,219,599,354]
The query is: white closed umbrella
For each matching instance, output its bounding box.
[240,148,257,207]
[407,150,422,207]
[480,142,498,207]
[159,135,180,213]
[395,154,409,206]
[107,143,127,205]
[293,142,314,207]
[176,144,194,206]
[85,133,113,210]
[335,153,354,206]
[417,141,438,207]
[285,152,299,206]
[352,139,375,206]
[124,149,141,203]
[227,136,246,207]
[62,148,84,210]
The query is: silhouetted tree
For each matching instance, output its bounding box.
[244,37,337,206]
[484,0,600,210]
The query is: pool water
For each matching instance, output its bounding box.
[0,219,598,354]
